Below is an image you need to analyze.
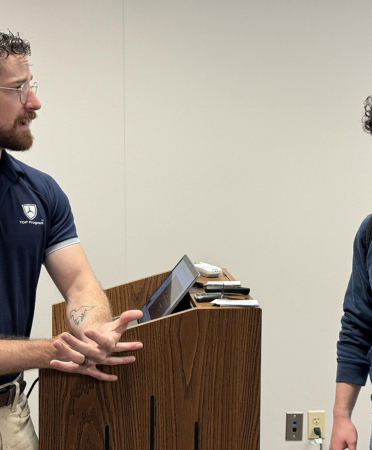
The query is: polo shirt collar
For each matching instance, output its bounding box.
[0,149,24,182]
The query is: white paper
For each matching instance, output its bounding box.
[211,299,259,307]
[206,281,241,286]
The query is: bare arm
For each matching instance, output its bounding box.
[329,382,361,450]
[0,244,116,376]
[45,244,112,340]
[44,244,143,381]
[0,240,141,380]
[0,338,60,376]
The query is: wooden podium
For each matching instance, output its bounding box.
[39,269,261,450]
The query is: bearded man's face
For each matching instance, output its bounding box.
[0,53,41,152]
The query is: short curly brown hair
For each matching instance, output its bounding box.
[363,96,372,134]
[0,30,31,60]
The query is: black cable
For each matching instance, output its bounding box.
[26,377,39,399]
[314,427,323,450]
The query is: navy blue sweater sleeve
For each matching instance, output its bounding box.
[337,215,372,385]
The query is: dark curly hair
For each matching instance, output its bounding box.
[0,30,31,60]
[363,96,372,134]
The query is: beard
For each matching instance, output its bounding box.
[0,111,37,151]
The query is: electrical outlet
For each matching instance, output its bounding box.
[307,410,325,439]
[285,412,303,441]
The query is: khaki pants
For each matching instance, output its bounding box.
[0,375,38,450]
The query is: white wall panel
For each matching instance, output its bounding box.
[123,1,372,448]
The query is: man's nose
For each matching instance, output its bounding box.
[24,89,41,111]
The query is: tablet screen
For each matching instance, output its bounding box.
[141,255,199,322]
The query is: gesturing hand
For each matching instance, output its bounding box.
[50,310,143,381]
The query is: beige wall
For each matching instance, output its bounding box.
[3,0,372,448]
[124,2,372,447]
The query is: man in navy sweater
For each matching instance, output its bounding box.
[330,97,372,450]
[0,31,142,449]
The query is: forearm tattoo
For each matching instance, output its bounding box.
[70,305,95,326]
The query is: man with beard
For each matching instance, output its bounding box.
[0,31,143,450]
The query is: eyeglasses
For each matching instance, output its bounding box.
[0,81,38,105]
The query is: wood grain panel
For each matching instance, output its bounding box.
[42,269,261,449]
[41,307,261,450]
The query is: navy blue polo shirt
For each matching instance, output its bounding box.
[0,149,79,382]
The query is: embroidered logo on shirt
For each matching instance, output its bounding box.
[22,204,37,220]
[19,204,44,225]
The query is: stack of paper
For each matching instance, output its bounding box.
[211,299,259,307]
